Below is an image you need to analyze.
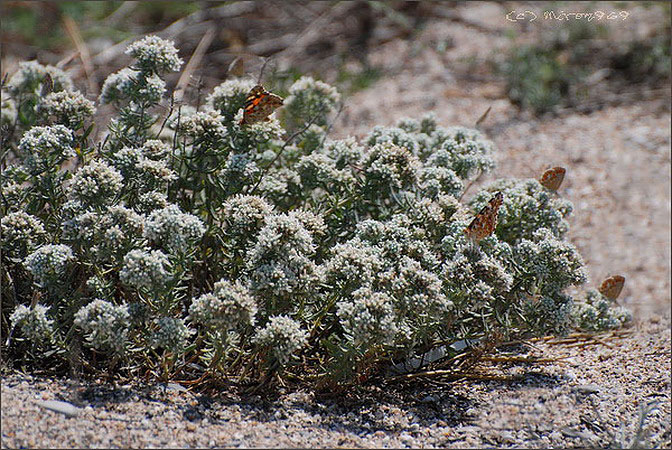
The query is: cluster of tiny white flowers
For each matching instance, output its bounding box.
[24,244,74,287]
[38,91,96,128]
[218,195,273,245]
[324,239,384,286]
[256,168,301,201]
[253,315,308,365]
[137,73,167,104]
[573,289,632,332]
[296,153,353,190]
[366,126,421,156]
[135,157,177,185]
[68,160,123,205]
[109,146,143,177]
[514,228,587,288]
[247,213,322,296]
[125,35,183,74]
[120,249,172,291]
[10,304,54,344]
[419,166,463,198]
[99,68,140,104]
[74,299,130,353]
[234,115,285,143]
[322,137,365,168]
[1,211,47,260]
[144,204,205,253]
[141,139,171,160]
[362,142,421,192]
[189,279,257,329]
[86,275,112,298]
[136,191,169,214]
[284,76,340,127]
[19,125,75,174]
[150,317,193,353]
[206,78,256,119]
[476,180,572,244]
[179,110,228,142]
[218,152,260,182]
[337,287,399,347]
[7,61,73,96]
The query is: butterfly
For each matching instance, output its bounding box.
[539,167,566,192]
[239,84,284,126]
[598,275,625,300]
[464,192,503,243]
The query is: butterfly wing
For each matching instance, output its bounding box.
[599,275,625,300]
[540,167,566,191]
[465,192,503,242]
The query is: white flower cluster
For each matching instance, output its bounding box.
[74,299,130,353]
[179,110,228,142]
[125,35,183,74]
[206,78,256,119]
[362,142,421,192]
[68,160,123,206]
[99,69,165,105]
[475,179,572,244]
[61,205,145,262]
[144,204,205,253]
[218,195,273,246]
[246,212,322,297]
[284,76,340,127]
[234,115,285,144]
[324,239,384,287]
[322,137,365,168]
[120,249,172,291]
[10,304,54,344]
[136,191,169,214]
[253,315,308,365]
[366,126,421,156]
[189,279,257,329]
[573,289,632,332]
[218,152,260,184]
[514,228,587,290]
[297,153,354,190]
[337,287,399,347]
[24,244,74,287]
[7,61,73,96]
[99,68,140,104]
[141,139,171,160]
[150,317,193,354]
[38,91,96,129]
[19,125,75,174]
[1,211,47,260]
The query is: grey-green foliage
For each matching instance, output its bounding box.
[1,36,630,386]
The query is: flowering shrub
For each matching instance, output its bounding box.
[1,36,630,388]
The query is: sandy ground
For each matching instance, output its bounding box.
[2,2,670,448]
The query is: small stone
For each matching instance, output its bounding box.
[37,400,80,417]
[574,384,601,394]
[186,422,197,432]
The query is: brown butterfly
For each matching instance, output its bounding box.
[539,167,566,192]
[598,275,625,300]
[239,84,284,126]
[465,192,503,243]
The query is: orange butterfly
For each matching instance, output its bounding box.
[465,192,503,243]
[599,275,625,300]
[239,85,284,126]
[539,167,566,192]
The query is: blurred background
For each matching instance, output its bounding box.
[2,1,670,318]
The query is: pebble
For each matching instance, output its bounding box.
[37,400,80,418]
